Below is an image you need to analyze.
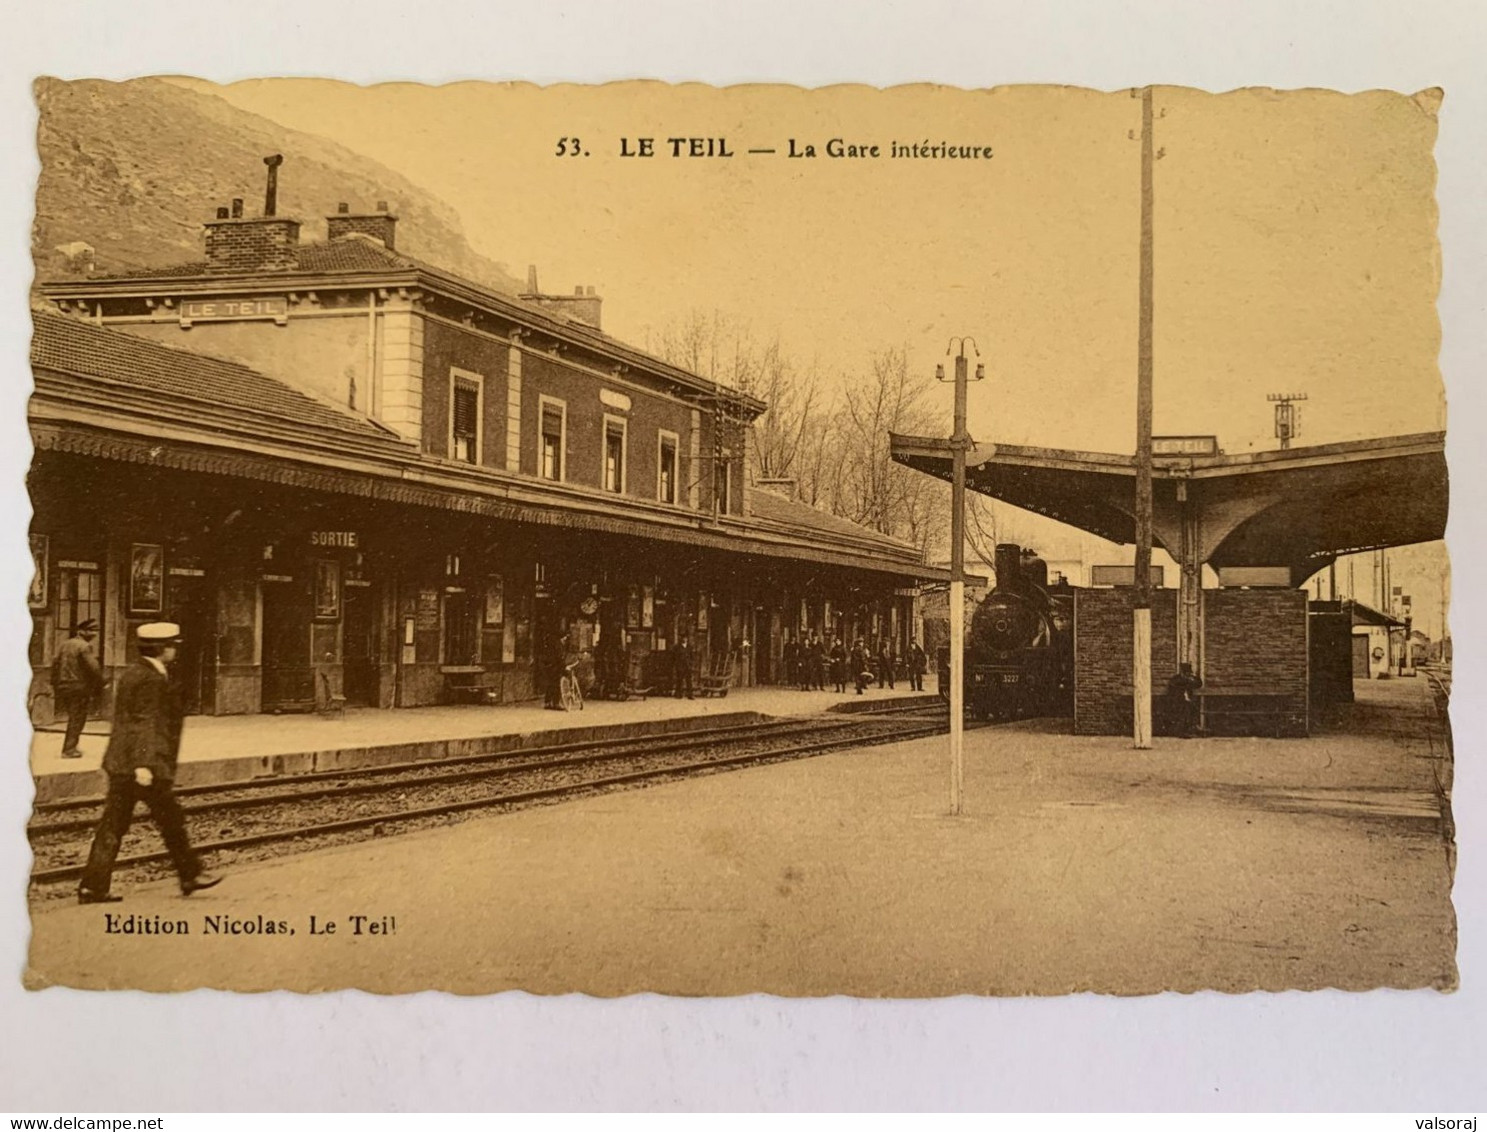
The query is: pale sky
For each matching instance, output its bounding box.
[180,78,1449,631]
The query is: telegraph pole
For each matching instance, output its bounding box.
[1132,85,1155,750]
[1268,392,1307,450]
[938,339,984,815]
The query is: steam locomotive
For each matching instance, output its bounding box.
[939,543,1076,721]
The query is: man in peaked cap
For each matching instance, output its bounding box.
[50,617,102,758]
[77,622,223,904]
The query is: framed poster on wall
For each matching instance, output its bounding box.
[129,543,164,614]
[313,559,341,619]
[485,574,504,626]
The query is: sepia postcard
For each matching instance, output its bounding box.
[20,77,1455,1000]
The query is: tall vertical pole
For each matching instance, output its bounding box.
[1133,85,1156,750]
[949,348,969,815]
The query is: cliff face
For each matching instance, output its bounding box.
[33,76,523,292]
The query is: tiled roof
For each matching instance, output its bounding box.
[30,309,407,448]
[746,486,919,559]
[30,312,934,580]
[69,237,765,414]
[91,237,418,280]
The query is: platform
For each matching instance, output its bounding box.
[27,677,1455,995]
[29,683,938,802]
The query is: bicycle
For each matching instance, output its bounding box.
[560,658,584,712]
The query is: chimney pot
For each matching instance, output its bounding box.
[216,206,230,219]
[376,200,388,212]
[262,153,284,217]
[231,198,244,219]
[337,202,350,214]
[526,265,539,293]
[575,286,584,296]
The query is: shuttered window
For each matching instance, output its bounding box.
[658,434,678,504]
[604,419,626,493]
[451,377,480,464]
[540,402,564,480]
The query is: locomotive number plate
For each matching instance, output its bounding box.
[1001,674,1020,683]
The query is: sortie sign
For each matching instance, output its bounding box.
[310,531,359,549]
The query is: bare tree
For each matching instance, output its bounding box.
[829,346,950,557]
[644,315,989,567]
[750,343,823,483]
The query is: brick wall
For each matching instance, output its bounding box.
[1072,588,1178,734]
[420,320,509,464]
[519,352,693,498]
[1203,588,1309,710]
[203,217,302,271]
[699,411,746,516]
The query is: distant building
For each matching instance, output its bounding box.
[1348,601,1406,679]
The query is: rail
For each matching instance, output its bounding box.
[29,713,958,892]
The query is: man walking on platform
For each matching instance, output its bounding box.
[77,623,222,904]
[51,618,102,758]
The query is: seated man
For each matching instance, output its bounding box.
[1164,663,1204,738]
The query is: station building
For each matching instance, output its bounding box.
[30,193,932,720]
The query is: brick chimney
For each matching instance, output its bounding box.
[203,214,303,271]
[327,200,398,249]
[520,267,603,330]
[202,157,302,271]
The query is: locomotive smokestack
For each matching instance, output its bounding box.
[993,544,1023,594]
[263,154,284,217]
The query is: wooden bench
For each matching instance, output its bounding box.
[1195,689,1305,738]
[444,667,501,705]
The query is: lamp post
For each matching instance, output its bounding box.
[937,338,985,815]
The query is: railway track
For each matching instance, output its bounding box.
[29,712,948,892]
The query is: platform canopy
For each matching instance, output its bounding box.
[889,431,1447,587]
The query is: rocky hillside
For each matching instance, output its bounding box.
[33,77,524,292]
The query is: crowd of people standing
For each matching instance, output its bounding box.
[781,633,927,696]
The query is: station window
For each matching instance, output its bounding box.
[657,430,679,504]
[539,397,565,481]
[449,369,483,465]
[603,415,627,494]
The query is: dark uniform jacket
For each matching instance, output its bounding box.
[102,659,185,779]
[51,635,102,692]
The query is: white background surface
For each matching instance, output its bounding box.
[1,0,1484,1112]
